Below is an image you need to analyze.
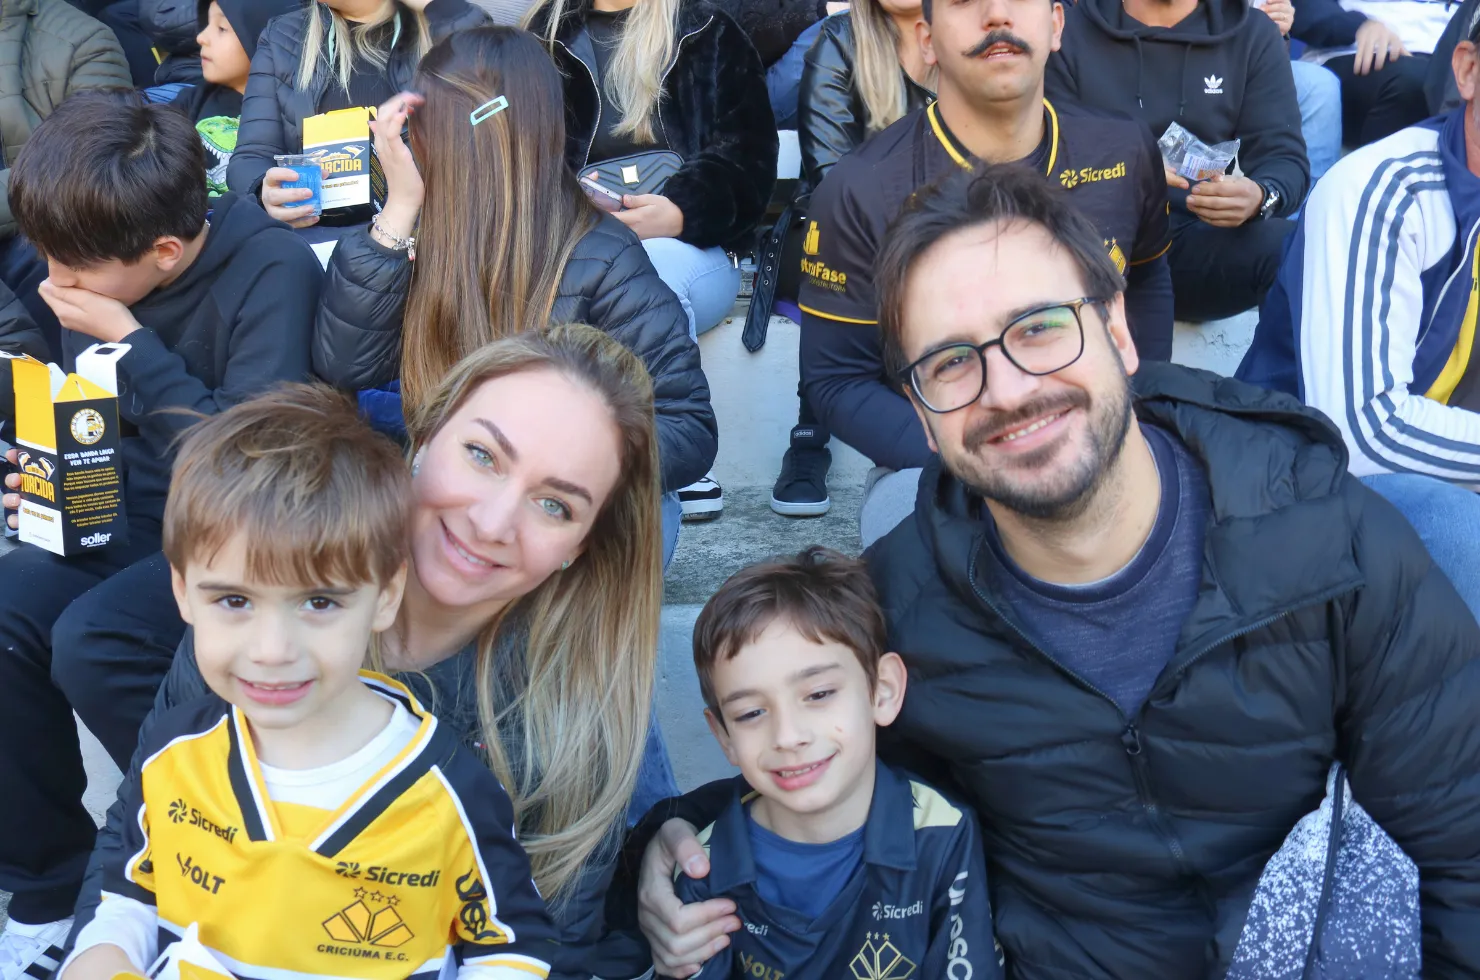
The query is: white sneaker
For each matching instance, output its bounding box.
[0,917,72,980]
[677,474,723,522]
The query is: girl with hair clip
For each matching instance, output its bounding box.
[313,26,717,564]
[225,0,486,223]
[75,324,680,979]
[523,0,778,343]
[758,0,935,519]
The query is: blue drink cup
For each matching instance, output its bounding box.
[273,154,323,217]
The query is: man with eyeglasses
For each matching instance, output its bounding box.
[630,165,1480,979]
[794,0,1172,546]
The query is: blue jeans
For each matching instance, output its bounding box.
[1292,60,1342,194]
[642,238,742,340]
[1361,473,1480,622]
[661,490,682,568]
[767,19,826,128]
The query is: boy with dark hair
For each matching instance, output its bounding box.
[174,0,304,196]
[57,385,557,980]
[664,547,1002,979]
[0,89,320,975]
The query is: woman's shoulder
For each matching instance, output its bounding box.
[257,6,311,59]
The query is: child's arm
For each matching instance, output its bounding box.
[920,803,1004,980]
[60,897,159,980]
[112,242,321,452]
[58,754,161,980]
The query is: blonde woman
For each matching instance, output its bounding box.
[73,325,675,977]
[525,0,777,342]
[226,0,486,225]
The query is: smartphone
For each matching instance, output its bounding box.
[580,175,626,213]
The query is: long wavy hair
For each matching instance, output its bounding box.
[295,0,432,93]
[399,27,599,413]
[851,1,934,134]
[525,0,681,145]
[405,323,663,904]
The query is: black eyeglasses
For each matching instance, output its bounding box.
[898,297,1104,414]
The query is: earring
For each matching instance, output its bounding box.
[561,560,570,570]
[411,450,423,477]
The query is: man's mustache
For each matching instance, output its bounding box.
[964,30,1033,59]
[963,391,1087,451]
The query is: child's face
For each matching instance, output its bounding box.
[197,2,251,92]
[171,532,406,734]
[705,619,907,841]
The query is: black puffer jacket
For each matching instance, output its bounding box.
[225,0,488,197]
[529,0,777,250]
[870,364,1480,979]
[744,11,932,347]
[313,214,718,493]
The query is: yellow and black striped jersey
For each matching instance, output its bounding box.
[101,673,555,980]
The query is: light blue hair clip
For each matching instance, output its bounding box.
[470,96,509,126]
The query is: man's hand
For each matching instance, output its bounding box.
[5,447,19,530]
[1164,163,1191,191]
[1187,174,1265,227]
[262,168,319,228]
[38,280,142,344]
[614,194,685,240]
[1354,18,1408,75]
[637,818,742,978]
[1257,0,1294,36]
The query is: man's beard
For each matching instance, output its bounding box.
[944,374,1134,521]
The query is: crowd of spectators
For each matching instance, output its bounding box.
[0,0,1478,974]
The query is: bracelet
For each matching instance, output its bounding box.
[371,215,416,259]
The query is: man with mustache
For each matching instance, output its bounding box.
[793,0,1172,547]
[1046,0,1308,322]
[632,165,1479,979]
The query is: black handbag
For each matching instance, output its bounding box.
[583,150,684,197]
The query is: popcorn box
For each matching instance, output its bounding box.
[3,343,129,555]
[302,106,384,215]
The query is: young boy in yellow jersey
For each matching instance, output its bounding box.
[59,385,556,980]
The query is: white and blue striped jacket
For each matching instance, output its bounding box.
[1238,107,1480,485]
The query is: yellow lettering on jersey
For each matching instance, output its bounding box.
[1059,161,1127,189]
[803,221,821,256]
[739,950,786,979]
[801,256,849,294]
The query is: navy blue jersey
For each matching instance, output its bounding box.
[673,762,1002,980]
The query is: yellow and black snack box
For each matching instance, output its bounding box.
[302,106,387,224]
[3,343,129,555]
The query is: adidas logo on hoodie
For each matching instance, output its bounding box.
[1204,74,1224,94]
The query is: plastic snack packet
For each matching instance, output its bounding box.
[272,153,324,217]
[1158,122,1240,182]
[147,923,235,980]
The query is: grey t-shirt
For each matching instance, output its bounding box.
[982,423,1211,715]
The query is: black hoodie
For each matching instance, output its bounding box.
[57,192,321,526]
[1046,0,1307,218]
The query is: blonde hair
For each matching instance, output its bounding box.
[296,0,433,94]
[405,324,662,902]
[399,28,597,414]
[526,0,681,145]
[163,384,411,588]
[851,3,934,134]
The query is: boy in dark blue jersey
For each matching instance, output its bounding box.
[664,547,1002,980]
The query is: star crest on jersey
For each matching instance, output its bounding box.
[850,932,917,979]
[322,893,415,949]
